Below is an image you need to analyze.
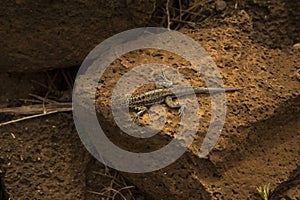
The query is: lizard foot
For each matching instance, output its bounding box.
[178,104,186,117]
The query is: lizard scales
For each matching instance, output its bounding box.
[127,87,242,108]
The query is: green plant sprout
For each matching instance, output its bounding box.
[256,183,270,200]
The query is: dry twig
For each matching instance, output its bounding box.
[0,110,71,127]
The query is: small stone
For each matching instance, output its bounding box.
[293,43,300,49]
[215,0,227,11]
[294,69,300,81]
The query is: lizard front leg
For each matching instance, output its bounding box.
[155,71,173,89]
[133,106,148,120]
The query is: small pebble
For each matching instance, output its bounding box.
[215,0,227,11]
[294,69,300,81]
[293,43,300,49]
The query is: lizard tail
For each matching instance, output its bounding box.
[193,87,243,94]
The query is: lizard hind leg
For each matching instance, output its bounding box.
[165,96,186,117]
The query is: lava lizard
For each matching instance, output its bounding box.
[113,86,242,118]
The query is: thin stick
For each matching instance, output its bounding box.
[178,0,182,21]
[166,0,171,30]
[107,187,128,200]
[0,103,72,115]
[87,190,110,197]
[108,171,117,199]
[172,7,203,16]
[61,69,73,89]
[31,79,49,90]
[171,18,196,25]
[47,70,59,91]
[0,109,71,127]
[92,171,123,188]
[19,98,43,104]
[29,93,58,104]
[173,1,204,29]
[112,186,135,200]
[92,171,115,179]
[120,176,135,200]
[185,1,203,12]
[235,0,238,9]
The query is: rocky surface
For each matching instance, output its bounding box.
[0,0,299,199]
[0,0,155,72]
